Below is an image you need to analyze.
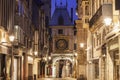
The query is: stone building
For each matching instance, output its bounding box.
[87,0,120,80]
[75,0,89,79]
[0,0,50,80]
[49,0,76,78]
[0,0,34,80]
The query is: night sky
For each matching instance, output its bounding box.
[35,0,78,21]
[51,0,78,21]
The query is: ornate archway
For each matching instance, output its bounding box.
[53,56,74,65]
[52,55,75,78]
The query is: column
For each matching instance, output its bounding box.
[6,55,11,80]
[118,36,120,80]
[17,58,21,80]
[11,46,14,80]
[23,53,28,80]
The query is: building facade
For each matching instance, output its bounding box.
[49,0,76,78]
[75,0,89,79]
[87,0,120,80]
[0,0,50,80]
[0,0,34,80]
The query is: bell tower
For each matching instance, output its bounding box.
[49,0,76,77]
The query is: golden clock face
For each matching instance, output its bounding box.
[56,39,68,50]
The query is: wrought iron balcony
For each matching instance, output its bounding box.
[89,4,112,28]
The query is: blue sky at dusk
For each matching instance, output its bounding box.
[51,0,78,21]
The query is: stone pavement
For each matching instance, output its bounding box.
[37,77,76,80]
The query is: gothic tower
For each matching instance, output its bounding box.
[49,0,76,77]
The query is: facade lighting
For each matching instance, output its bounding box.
[34,51,38,56]
[80,43,84,48]
[9,35,15,42]
[104,17,112,26]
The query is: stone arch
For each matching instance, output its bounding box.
[52,56,73,65]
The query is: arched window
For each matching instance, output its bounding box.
[58,15,64,25]
[85,6,89,15]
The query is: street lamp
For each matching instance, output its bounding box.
[80,43,84,48]
[9,35,15,42]
[34,51,38,56]
[48,56,51,60]
[9,35,15,80]
[104,17,112,26]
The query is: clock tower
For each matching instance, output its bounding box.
[49,0,75,53]
[49,0,76,77]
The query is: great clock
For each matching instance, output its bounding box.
[56,39,68,50]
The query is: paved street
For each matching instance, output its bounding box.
[37,77,76,80]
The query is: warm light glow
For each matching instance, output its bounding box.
[9,35,15,42]
[102,54,106,57]
[15,25,18,29]
[73,58,75,62]
[28,56,33,63]
[48,56,51,60]
[44,57,47,61]
[34,51,38,55]
[80,43,84,48]
[104,17,112,26]
[75,53,77,57]
[111,22,120,33]
[88,61,92,64]
[1,38,7,45]
[1,38,6,43]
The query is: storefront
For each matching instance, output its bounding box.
[107,37,119,80]
[28,56,33,80]
[0,46,11,80]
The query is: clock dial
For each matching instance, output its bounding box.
[56,39,68,50]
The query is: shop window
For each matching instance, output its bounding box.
[85,6,89,15]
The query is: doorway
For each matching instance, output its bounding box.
[28,64,33,80]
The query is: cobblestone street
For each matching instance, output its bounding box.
[37,77,76,80]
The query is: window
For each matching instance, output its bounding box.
[85,6,89,15]
[92,0,95,15]
[58,29,63,34]
[85,18,89,23]
[74,43,76,50]
[85,2,89,5]
[58,15,64,25]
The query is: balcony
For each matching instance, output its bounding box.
[89,4,112,28]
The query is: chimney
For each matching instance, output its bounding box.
[71,8,73,22]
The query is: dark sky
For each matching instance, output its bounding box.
[51,0,78,21]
